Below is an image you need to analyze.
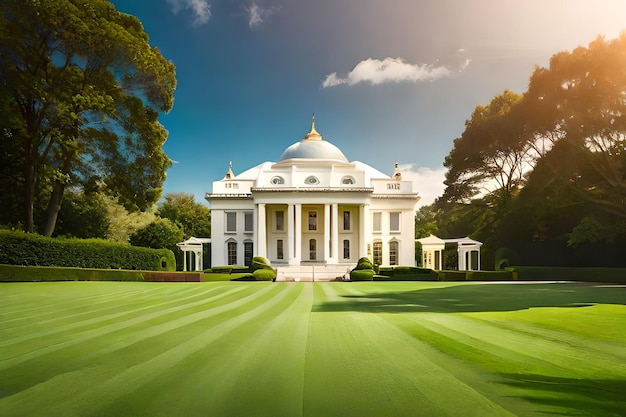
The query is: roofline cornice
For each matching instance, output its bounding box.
[250,187,374,193]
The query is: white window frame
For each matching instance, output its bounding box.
[390,212,401,233]
[226,212,237,233]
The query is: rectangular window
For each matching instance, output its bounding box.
[244,212,253,233]
[227,241,237,265]
[343,239,350,259]
[373,212,381,232]
[277,239,284,260]
[309,239,316,260]
[244,242,253,266]
[343,211,350,231]
[226,212,236,233]
[308,211,317,231]
[275,211,284,231]
[373,241,382,266]
[390,212,400,232]
[389,241,398,266]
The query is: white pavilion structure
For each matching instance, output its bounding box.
[417,234,482,271]
[205,117,421,281]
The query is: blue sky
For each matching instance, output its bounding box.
[110,0,626,207]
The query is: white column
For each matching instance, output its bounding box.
[196,250,202,271]
[330,203,338,263]
[294,204,302,263]
[288,204,296,265]
[257,203,267,258]
[359,204,368,259]
[183,250,187,271]
[324,204,330,262]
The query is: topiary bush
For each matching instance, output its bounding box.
[252,268,276,281]
[350,270,374,281]
[350,257,374,281]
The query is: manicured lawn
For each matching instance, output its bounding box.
[1,281,625,416]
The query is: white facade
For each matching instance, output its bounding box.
[206,119,421,280]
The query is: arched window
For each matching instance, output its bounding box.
[389,241,399,266]
[227,240,237,265]
[341,176,355,185]
[271,176,285,185]
[244,241,253,267]
[305,176,319,185]
[373,241,382,266]
[309,239,317,261]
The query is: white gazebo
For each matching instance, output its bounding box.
[416,234,482,271]
[176,237,212,271]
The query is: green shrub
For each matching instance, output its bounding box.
[0,264,144,282]
[350,270,374,281]
[508,266,626,283]
[0,230,175,271]
[253,268,276,281]
[465,271,516,281]
[438,271,467,281]
[354,257,373,270]
[251,256,273,271]
[211,266,233,273]
[495,247,521,270]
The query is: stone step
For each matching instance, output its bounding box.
[274,264,355,282]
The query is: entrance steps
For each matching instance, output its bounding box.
[274,263,356,282]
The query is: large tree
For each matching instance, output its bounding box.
[522,34,626,221]
[157,193,211,239]
[0,0,176,235]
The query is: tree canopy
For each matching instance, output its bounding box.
[0,0,176,235]
[438,34,626,267]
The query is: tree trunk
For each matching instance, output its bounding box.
[43,181,66,237]
[24,141,37,233]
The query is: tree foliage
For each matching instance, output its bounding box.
[157,193,211,238]
[0,0,176,235]
[439,34,626,267]
[129,218,184,251]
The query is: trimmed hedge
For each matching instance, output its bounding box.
[375,266,438,281]
[0,230,175,271]
[0,264,145,282]
[465,271,517,281]
[437,271,468,281]
[350,270,374,281]
[204,257,276,281]
[508,266,626,283]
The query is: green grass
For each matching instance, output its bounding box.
[1,281,625,416]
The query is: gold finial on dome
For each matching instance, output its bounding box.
[305,114,322,141]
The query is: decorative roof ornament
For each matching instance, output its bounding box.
[225,161,234,179]
[304,114,322,141]
[393,162,402,180]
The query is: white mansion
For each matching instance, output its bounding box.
[205,118,421,281]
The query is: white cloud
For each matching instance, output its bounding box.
[397,164,446,207]
[322,57,470,88]
[245,3,263,28]
[166,0,211,26]
[244,2,279,29]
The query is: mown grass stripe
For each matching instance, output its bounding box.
[102,283,314,417]
[0,283,271,395]
[0,284,247,362]
[303,283,516,417]
[0,284,230,341]
[416,313,626,377]
[47,283,296,417]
